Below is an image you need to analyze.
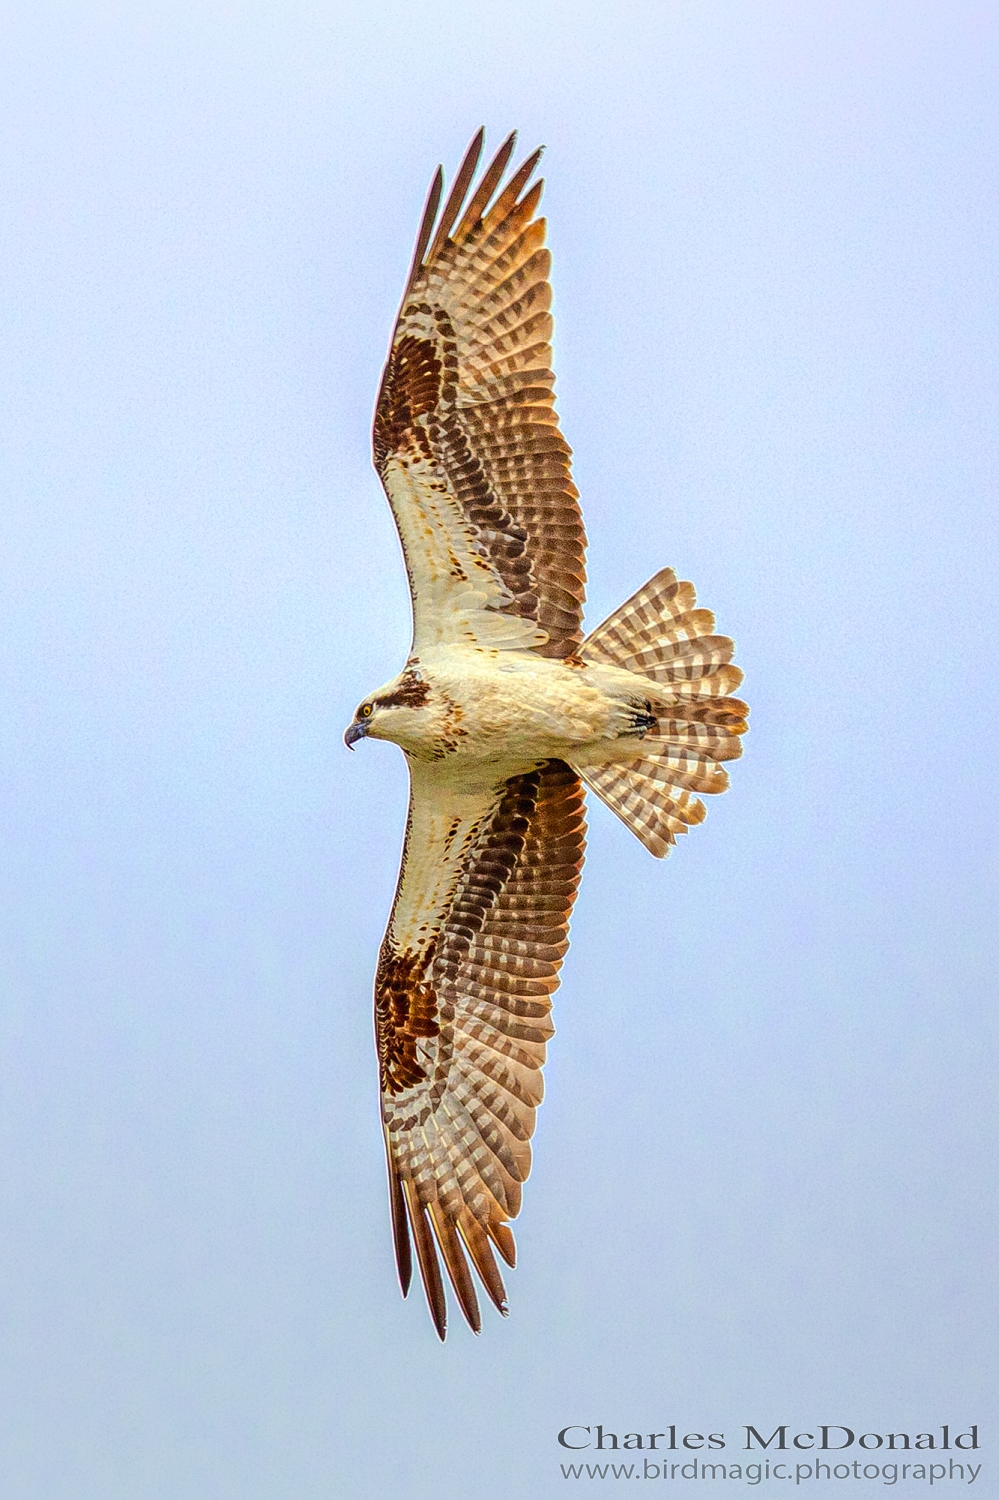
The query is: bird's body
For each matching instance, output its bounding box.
[364,647,667,772]
[346,130,748,1338]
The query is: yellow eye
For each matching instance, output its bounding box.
[360,703,373,719]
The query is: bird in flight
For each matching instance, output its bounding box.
[346,130,748,1339]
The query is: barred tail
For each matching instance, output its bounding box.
[575,568,749,857]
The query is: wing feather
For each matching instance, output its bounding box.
[480,148,544,234]
[428,1201,482,1334]
[405,168,443,297]
[426,128,484,266]
[384,1135,412,1297]
[455,1208,508,1314]
[402,1178,448,1340]
[487,1219,517,1267]
[376,759,585,1335]
[373,132,586,658]
[453,131,517,243]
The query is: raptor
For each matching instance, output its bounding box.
[346,130,748,1338]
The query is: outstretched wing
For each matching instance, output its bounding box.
[373,130,586,659]
[376,758,586,1337]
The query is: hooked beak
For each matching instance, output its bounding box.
[343,720,367,750]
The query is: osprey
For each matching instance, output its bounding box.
[346,130,748,1338]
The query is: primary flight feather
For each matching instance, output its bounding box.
[346,130,748,1339]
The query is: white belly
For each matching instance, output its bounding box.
[420,645,645,767]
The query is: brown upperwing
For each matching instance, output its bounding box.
[376,759,586,1338]
[372,130,587,659]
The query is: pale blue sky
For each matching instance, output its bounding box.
[1,3,996,1497]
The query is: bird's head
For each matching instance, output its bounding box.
[343,668,433,752]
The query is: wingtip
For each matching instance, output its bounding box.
[425,128,487,265]
[428,1278,448,1341]
[488,1219,517,1268]
[402,1178,450,1340]
[385,1134,414,1298]
[405,164,444,291]
[522,143,545,176]
[429,1200,483,1334]
[401,127,549,300]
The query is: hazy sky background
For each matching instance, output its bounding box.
[1,3,996,1496]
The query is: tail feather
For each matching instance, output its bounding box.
[654,719,746,760]
[576,566,749,855]
[627,634,734,683]
[666,664,745,698]
[663,698,749,731]
[582,567,744,690]
[582,568,694,667]
[581,568,693,665]
[657,606,717,642]
[577,761,706,859]
[633,746,730,795]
